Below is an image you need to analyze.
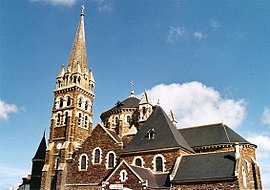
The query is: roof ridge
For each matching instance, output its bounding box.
[180,122,223,130]
[97,123,121,143]
[222,124,231,143]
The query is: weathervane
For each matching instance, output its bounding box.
[81,0,85,15]
[130,81,135,97]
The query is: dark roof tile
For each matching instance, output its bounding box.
[179,123,249,148]
[130,165,170,188]
[122,106,194,153]
[32,135,47,160]
[173,151,236,182]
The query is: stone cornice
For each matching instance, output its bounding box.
[54,86,94,98]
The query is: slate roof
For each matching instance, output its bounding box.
[130,165,170,188]
[100,97,140,119]
[179,123,250,148]
[122,106,194,153]
[32,135,47,160]
[105,128,122,143]
[173,151,236,183]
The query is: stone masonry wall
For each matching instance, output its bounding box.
[65,125,122,187]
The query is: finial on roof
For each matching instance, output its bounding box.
[169,109,178,127]
[157,99,160,105]
[130,81,135,97]
[81,0,85,16]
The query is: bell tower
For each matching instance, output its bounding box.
[41,4,95,190]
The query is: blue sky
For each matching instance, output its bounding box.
[1,0,270,189]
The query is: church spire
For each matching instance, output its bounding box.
[66,4,88,75]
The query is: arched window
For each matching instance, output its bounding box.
[108,153,115,168]
[156,156,163,172]
[85,101,88,110]
[92,148,102,164]
[56,113,61,125]
[115,116,119,125]
[59,98,64,108]
[127,115,131,123]
[57,80,61,88]
[81,155,87,169]
[78,113,82,126]
[119,170,128,182]
[135,158,142,167]
[147,129,156,140]
[84,115,88,128]
[142,106,146,115]
[78,98,82,107]
[132,156,144,167]
[64,111,68,125]
[67,97,71,106]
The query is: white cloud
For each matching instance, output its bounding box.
[193,31,207,41]
[247,134,270,158]
[29,0,76,6]
[262,107,270,127]
[144,82,246,128]
[209,19,221,30]
[92,0,114,12]
[166,26,187,44]
[0,100,18,121]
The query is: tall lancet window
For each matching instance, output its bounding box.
[85,101,88,110]
[93,148,102,164]
[78,98,82,108]
[84,115,88,128]
[57,113,61,126]
[59,98,64,108]
[155,156,164,172]
[67,97,71,106]
[78,113,82,126]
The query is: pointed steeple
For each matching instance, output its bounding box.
[32,134,47,160]
[57,64,65,78]
[66,7,88,75]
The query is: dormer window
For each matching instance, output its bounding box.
[147,129,156,140]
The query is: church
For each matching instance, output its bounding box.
[18,5,262,190]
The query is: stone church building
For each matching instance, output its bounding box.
[19,6,262,190]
